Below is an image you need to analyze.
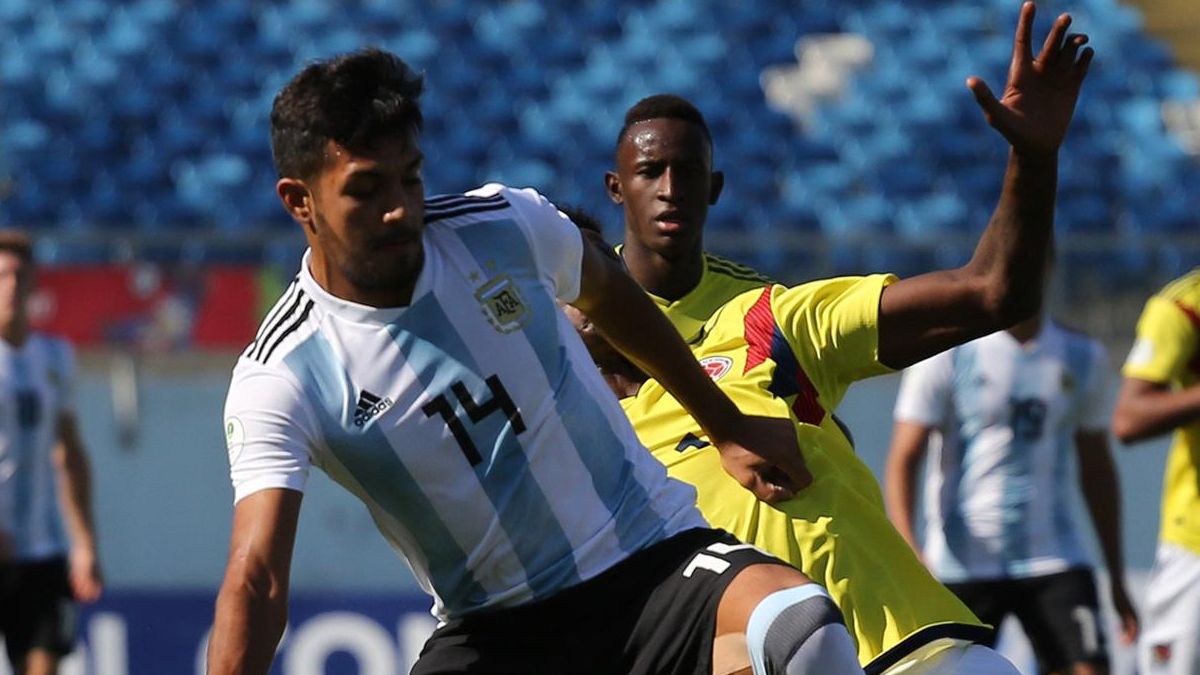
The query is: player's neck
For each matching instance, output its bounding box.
[601,369,645,399]
[309,251,423,308]
[1006,314,1044,343]
[620,239,704,302]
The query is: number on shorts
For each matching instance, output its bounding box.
[1071,605,1100,656]
[682,542,767,578]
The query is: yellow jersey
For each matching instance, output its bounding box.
[1123,269,1200,556]
[621,276,988,670]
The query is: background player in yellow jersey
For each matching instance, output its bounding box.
[1112,269,1200,675]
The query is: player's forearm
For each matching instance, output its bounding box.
[208,580,289,674]
[56,440,98,551]
[884,452,922,551]
[574,254,741,441]
[963,150,1057,327]
[1112,382,1200,443]
[1077,438,1127,579]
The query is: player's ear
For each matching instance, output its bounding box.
[278,178,317,235]
[709,170,725,206]
[604,171,624,205]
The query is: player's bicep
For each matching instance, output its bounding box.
[877,269,997,369]
[225,487,303,585]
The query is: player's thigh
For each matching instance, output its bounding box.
[943,580,1012,646]
[1014,569,1107,674]
[1139,543,1200,675]
[714,556,812,636]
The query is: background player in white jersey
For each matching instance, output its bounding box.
[0,231,103,675]
[208,49,867,675]
[886,270,1138,675]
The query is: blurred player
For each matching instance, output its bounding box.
[1112,269,1200,675]
[208,49,866,675]
[887,261,1138,675]
[0,231,103,675]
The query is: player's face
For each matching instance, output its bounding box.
[607,118,722,259]
[299,129,427,300]
[0,251,32,328]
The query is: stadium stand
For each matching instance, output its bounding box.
[0,0,1197,286]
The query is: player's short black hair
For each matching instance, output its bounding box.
[615,94,713,154]
[270,48,425,180]
[0,230,33,263]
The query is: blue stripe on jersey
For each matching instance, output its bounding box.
[453,219,667,554]
[940,345,976,579]
[11,357,33,554]
[1000,352,1035,572]
[1056,336,1095,557]
[284,332,492,611]
[391,293,583,600]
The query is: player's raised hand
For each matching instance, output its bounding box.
[968,2,1093,159]
[69,545,104,603]
[714,415,812,503]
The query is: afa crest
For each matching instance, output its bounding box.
[476,275,529,333]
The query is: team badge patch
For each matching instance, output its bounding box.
[1152,642,1172,664]
[700,356,733,381]
[475,275,529,333]
[225,417,245,460]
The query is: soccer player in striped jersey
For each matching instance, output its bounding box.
[0,231,103,675]
[887,265,1138,674]
[595,2,1092,671]
[209,49,867,675]
[1113,269,1200,675]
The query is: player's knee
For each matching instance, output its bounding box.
[745,584,862,674]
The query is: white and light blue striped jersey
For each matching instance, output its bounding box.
[224,184,705,620]
[893,321,1110,582]
[0,332,74,561]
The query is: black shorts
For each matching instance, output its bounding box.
[0,557,77,665]
[412,528,788,675]
[946,567,1107,673]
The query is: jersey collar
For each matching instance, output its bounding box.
[297,248,433,325]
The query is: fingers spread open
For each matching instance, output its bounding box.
[1012,2,1036,64]
[1038,13,1072,65]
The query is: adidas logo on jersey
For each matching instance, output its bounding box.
[354,390,393,427]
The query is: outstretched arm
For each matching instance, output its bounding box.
[54,411,103,602]
[884,421,932,558]
[1075,430,1139,644]
[208,488,302,675]
[573,235,811,502]
[878,2,1093,369]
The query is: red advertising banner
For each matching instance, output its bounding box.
[29,265,262,350]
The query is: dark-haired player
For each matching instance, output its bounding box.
[207,48,867,675]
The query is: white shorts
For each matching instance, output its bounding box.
[1139,542,1200,675]
[881,639,1020,675]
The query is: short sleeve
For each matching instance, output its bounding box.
[1078,342,1112,432]
[1122,295,1199,385]
[473,184,584,303]
[773,274,898,397]
[223,364,318,503]
[894,350,955,427]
